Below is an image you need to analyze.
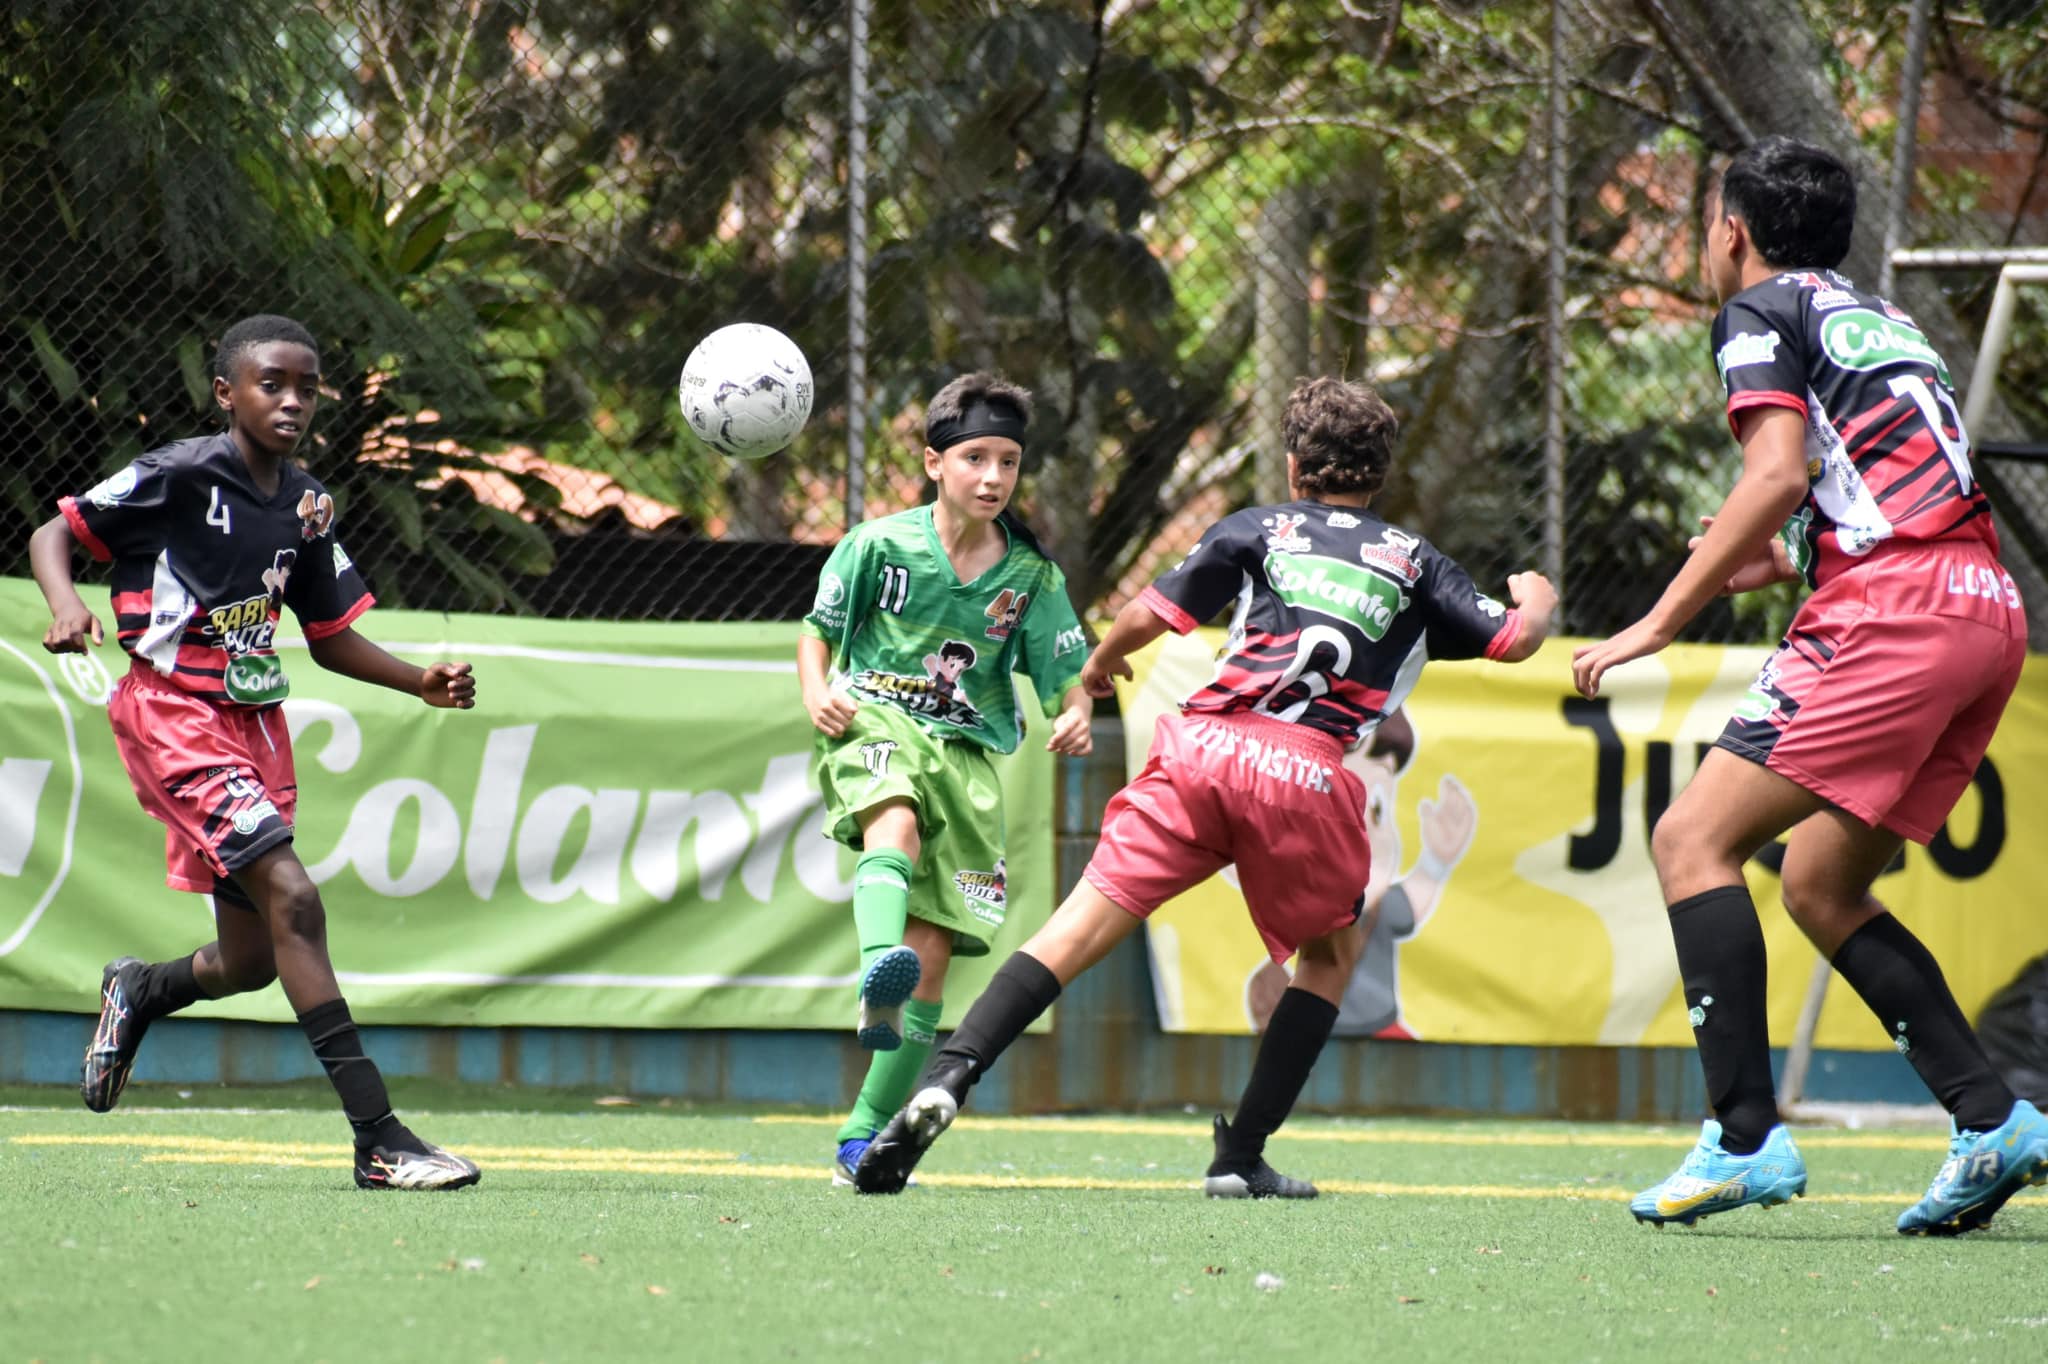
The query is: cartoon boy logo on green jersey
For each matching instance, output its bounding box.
[849,639,984,730]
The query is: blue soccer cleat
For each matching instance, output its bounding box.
[1897,1099,2048,1237]
[832,1135,871,1187]
[856,946,921,1051]
[1631,1121,1807,1227]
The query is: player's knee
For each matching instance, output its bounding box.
[266,880,327,946]
[1648,809,1694,876]
[1297,920,1363,976]
[1777,874,1841,933]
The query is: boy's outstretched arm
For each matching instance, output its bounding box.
[29,515,102,654]
[1079,595,1172,698]
[1494,571,1558,663]
[307,626,475,709]
[1572,406,1809,698]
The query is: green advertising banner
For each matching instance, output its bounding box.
[0,578,1055,1029]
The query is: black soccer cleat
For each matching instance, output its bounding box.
[354,1140,482,1191]
[81,957,151,1114]
[853,1059,973,1195]
[852,1087,956,1194]
[1203,1114,1318,1199]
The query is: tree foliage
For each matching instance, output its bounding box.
[3,0,2039,633]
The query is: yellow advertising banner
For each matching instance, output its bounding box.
[1121,632,2048,1048]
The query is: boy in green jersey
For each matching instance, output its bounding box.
[798,372,1093,1183]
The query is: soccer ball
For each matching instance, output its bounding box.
[678,323,814,459]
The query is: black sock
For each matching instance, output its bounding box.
[929,952,1062,1097]
[297,998,408,1150]
[1668,885,1779,1154]
[1220,988,1339,1166]
[132,954,207,1022]
[1830,913,2015,1131]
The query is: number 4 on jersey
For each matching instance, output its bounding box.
[206,486,232,535]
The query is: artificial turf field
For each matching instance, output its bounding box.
[4,1081,2044,1363]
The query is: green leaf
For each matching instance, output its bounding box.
[425,536,530,612]
[178,335,211,412]
[22,319,81,402]
[367,479,427,552]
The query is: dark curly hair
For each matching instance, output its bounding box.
[1282,377,1398,498]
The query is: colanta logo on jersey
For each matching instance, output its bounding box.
[204,549,296,705]
[1265,551,1407,640]
[1327,510,1361,529]
[1820,310,1952,385]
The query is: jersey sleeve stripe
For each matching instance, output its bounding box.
[1138,583,1200,635]
[58,496,113,562]
[1483,609,1524,661]
[300,593,375,641]
[1725,389,1807,436]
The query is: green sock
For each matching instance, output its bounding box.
[837,997,945,1143]
[852,847,914,976]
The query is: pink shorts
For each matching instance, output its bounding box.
[1085,711,1370,962]
[1718,542,2027,844]
[107,665,298,898]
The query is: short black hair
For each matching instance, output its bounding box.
[214,314,320,381]
[1283,377,1398,498]
[924,371,1033,444]
[939,639,976,665]
[1716,136,1856,270]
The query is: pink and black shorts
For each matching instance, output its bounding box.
[106,664,297,904]
[1085,711,1371,962]
[1718,541,2027,844]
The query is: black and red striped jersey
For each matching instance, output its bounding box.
[1138,500,1521,747]
[1712,269,2000,586]
[57,433,373,708]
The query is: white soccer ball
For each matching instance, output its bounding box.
[678,323,814,459]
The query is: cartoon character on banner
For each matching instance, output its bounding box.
[1241,707,1478,1038]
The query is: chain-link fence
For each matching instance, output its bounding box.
[3,1,2043,636]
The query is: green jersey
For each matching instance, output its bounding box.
[800,506,1088,754]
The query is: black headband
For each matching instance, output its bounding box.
[928,396,1028,453]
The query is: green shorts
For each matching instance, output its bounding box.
[812,702,1008,956]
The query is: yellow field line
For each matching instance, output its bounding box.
[9,1134,732,1161]
[57,1142,2032,1208]
[748,1114,1953,1151]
